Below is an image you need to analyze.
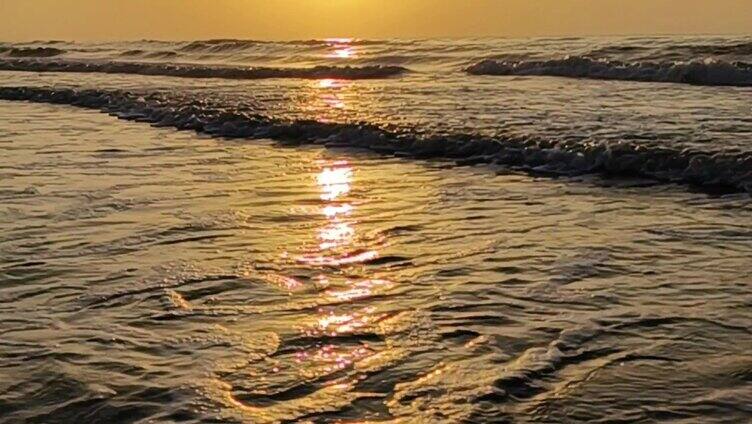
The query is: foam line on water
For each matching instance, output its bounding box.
[1,86,751,193]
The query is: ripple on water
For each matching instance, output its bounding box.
[0,102,751,423]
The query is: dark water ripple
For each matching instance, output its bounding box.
[0,99,751,423]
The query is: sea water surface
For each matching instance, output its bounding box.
[1,36,752,423]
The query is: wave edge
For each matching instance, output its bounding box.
[0,59,408,80]
[466,56,752,87]
[1,86,750,193]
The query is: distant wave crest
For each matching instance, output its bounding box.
[683,41,752,57]
[179,39,265,52]
[466,56,752,87]
[587,41,752,58]
[177,38,383,53]
[1,47,66,58]
[2,86,750,193]
[0,59,408,80]
[119,49,179,59]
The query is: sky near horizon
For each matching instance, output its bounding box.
[0,0,750,41]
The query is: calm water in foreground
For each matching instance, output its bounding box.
[1,102,751,423]
[1,35,752,423]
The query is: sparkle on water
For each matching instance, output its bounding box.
[2,34,752,423]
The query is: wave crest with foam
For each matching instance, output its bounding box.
[466,56,752,87]
[0,59,408,80]
[1,86,750,194]
[1,47,66,58]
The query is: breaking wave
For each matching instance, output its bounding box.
[466,56,752,87]
[0,59,408,80]
[1,86,750,193]
[1,47,66,58]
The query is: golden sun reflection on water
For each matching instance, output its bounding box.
[300,161,394,360]
[331,46,355,59]
[322,95,346,110]
[319,82,347,112]
[325,38,357,59]
[189,153,415,422]
[317,162,352,201]
[305,306,388,340]
[317,78,338,89]
[228,157,399,421]
[318,221,355,250]
[326,278,395,302]
[293,343,373,377]
[324,38,355,44]
[296,160,382,267]
[322,203,352,218]
[309,78,351,121]
[263,273,305,291]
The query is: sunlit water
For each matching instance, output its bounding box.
[2,37,752,193]
[2,102,751,423]
[1,36,752,423]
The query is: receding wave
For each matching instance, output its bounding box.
[2,47,66,58]
[1,86,750,193]
[466,57,752,87]
[0,59,408,80]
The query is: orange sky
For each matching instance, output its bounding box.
[0,0,750,41]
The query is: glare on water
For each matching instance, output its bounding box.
[2,34,752,423]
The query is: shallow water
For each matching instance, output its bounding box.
[2,35,752,423]
[1,102,752,423]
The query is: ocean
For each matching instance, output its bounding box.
[1,36,751,423]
